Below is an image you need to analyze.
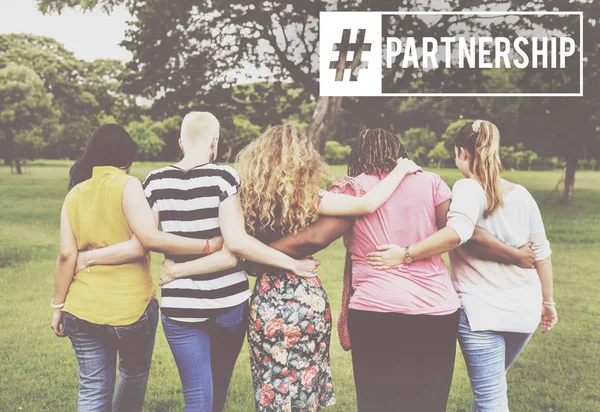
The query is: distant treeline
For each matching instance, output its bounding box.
[1,34,599,173]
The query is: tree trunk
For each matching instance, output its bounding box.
[3,132,15,166]
[307,96,343,153]
[438,160,441,169]
[14,158,23,175]
[561,150,578,205]
[307,40,371,153]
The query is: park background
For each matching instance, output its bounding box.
[1,0,599,411]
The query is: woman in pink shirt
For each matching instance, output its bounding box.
[335,129,460,411]
[366,121,556,412]
[267,128,534,412]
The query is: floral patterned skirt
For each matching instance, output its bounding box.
[248,272,335,412]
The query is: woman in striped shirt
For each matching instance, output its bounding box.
[79,117,418,411]
[75,114,321,412]
[51,124,231,412]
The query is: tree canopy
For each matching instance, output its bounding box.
[3,1,598,203]
[0,63,59,170]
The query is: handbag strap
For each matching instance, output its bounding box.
[329,176,366,351]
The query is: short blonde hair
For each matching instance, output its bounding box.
[180,112,220,146]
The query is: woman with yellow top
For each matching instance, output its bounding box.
[50,124,224,412]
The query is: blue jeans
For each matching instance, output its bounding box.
[161,301,248,412]
[63,298,159,412]
[458,309,533,412]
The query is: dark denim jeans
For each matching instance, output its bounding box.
[63,299,159,412]
[161,301,248,412]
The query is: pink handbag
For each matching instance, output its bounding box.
[338,251,353,351]
[329,176,366,351]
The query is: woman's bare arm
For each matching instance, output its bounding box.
[51,203,78,337]
[462,228,535,268]
[76,232,223,272]
[366,199,461,270]
[121,178,217,255]
[75,235,147,272]
[435,199,451,229]
[244,216,353,275]
[318,159,420,216]
[536,257,557,333]
[267,216,353,258]
[160,246,240,285]
[53,203,79,306]
[177,216,352,280]
[219,194,319,277]
[536,257,554,303]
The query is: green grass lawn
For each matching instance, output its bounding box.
[1,161,599,411]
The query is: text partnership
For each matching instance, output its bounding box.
[385,36,577,69]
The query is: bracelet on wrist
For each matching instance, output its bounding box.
[542,301,555,306]
[404,246,413,265]
[51,299,65,309]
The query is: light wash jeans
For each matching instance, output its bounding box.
[458,309,533,412]
[161,301,248,412]
[63,299,159,412]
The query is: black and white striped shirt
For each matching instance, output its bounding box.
[143,163,251,323]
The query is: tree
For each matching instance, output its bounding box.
[402,128,438,165]
[513,2,600,203]
[427,142,452,169]
[323,141,352,165]
[126,117,165,160]
[0,64,60,173]
[222,116,262,163]
[0,34,133,159]
[37,0,599,205]
[38,0,515,152]
[152,115,183,162]
[499,146,517,170]
[442,119,474,150]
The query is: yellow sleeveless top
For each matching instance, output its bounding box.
[63,166,155,325]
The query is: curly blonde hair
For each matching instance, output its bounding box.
[236,124,331,237]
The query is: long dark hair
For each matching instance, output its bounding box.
[348,128,409,177]
[69,124,138,190]
[454,120,503,218]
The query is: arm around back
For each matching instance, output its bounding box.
[317,158,421,216]
[121,178,207,255]
[218,194,318,277]
[268,216,353,259]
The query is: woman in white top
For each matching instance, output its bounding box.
[366,120,557,412]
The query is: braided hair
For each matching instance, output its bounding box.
[348,128,409,177]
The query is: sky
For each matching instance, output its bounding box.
[0,0,131,61]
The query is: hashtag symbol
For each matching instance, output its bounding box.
[330,29,371,82]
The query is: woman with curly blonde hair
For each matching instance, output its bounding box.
[236,124,420,412]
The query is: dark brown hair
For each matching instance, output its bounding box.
[69,124,138,190]
[348,128,409,177]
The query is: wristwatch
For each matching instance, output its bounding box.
[404,247,413,265]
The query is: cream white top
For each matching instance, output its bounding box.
[446,178,551,333]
